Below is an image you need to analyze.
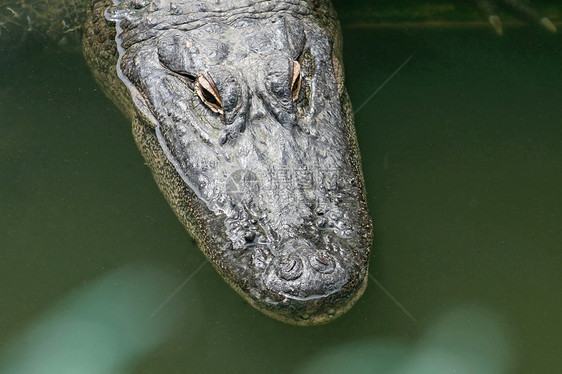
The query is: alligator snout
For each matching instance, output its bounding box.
[264,240,348,301]
[107,1,373,325]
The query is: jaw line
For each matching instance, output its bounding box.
[242,269,369,326]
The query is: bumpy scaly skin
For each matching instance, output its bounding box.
[84,0,372,325]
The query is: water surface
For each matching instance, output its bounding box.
[1,22,561,374]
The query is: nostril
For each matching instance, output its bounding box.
[277,254,304,280]
[244,231,256,243]
[310,251,336,274]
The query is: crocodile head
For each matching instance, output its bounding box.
[105,1,372,325]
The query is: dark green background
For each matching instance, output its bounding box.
[1,3,561,373]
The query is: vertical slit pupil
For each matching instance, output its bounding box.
[291,60,302,100]
[202,87,219,106]
[292,75,301,93]
[196,74,223,114]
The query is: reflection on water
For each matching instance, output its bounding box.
[1,21,561,374]
[298,306,511,374]
[0,263,193,374]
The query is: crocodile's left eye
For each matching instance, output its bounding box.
[290,60,301,101]
[196,72,223,114]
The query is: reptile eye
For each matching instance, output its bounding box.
[196,72,223,114]
[290,60,301,101]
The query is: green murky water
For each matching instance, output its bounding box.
[1,20,561,374]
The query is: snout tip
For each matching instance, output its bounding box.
[254,269,369,326]
[218,237,371,325]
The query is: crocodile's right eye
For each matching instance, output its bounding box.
[196,72,223,114]
[290,60,302,101]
